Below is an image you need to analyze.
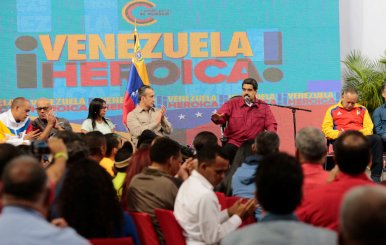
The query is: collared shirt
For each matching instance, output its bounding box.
[322,101,373,140]
[174,170,242,245]
[372,102,386,136]
[126,106,172,146]
[296,172,375,231]
[222,213,337,245]
[0,109,32,145]
[301,163,329,195]
[215,97,277,147]
[32,117,72,137]
[0,206,89,245]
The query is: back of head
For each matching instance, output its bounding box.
[0,144,21,178]
[2,156,47,202]
[333,131,370,175]
[84,131,106,158]
[340,186,386,245]
[55,131,89,163]
[295,127,327,162]
[193,131,218,153]
[197,144,228,167]
[149,137,180,164]
[137,129,157,148]
[255,131,280,156]
[255,152,303,215]
[105,133,121,157]
[58,158,122,238]
[114,141,134,170]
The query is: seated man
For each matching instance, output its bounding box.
[322,86,383,182]
[174,144,256,245]
[296,131,376,231]
[0,97,40,145]
[127,85,172,146]
[0,156,88,244]
[222,153,337,245]
[127,137,189,244]
[295,127,329,194]
[372,82,386,145]
[211,78,277,159]
[32,98,72,140]
[340,186,386,245]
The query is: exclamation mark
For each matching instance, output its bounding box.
[263,32,283,83]
[15,36,38,88]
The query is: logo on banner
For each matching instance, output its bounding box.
[122,0,170,26]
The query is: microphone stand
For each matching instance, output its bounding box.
[265,102,312,143]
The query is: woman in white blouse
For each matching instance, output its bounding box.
[81,98,115,134]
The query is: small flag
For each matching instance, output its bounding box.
[122,27,150,127]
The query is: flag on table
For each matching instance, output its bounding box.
[122,28,150,127]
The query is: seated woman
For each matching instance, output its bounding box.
[56,158,139,244]
[81,98,115,134]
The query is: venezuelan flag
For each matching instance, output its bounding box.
[122,28,150,127]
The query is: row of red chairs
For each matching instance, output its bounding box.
[88,194,256,245]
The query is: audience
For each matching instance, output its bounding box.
[0,143,21,178]
[113,142,134,199]
[295,127,329,194]
[57,158,138,242]
[100,133,122,176]
[126,137,191,244]
[222,153,337,245]
[232,131,279,220]
[174,144,256,245]
[81,98,115,134]
[339,186,386,245]
[83,131,106,162]
[0,156,89,244]
[297,130,376,231]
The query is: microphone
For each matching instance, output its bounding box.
[244,95,252,106]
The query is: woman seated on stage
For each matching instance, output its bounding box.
[81,98,115,134]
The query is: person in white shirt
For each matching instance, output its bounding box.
[174,144,255,245]
[81,98,115,134]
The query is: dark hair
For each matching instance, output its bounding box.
[382,83,386,93]
[242,78,258,91]
[54,131,89,164]
[138,85,153,102]
[2,156,47,202]
[333,131,370,175]
[0,144,21,178]
[114,142,134,171]
[197,144,229,167]
[255,131,280,155]
[120,145,151,209]
[84,131,106,159]
[193,131,218,153]
[137,129,157,148]
[149,137,181,164]
[87,98,108,129]
[57,158,123,238]
[105,133,121,157]
[256,152,303,214]
[341,85,358,96]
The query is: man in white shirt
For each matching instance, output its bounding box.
[174,145,255,245]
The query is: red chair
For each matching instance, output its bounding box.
[215,192,227,210]
[154,209,186,245]
[89,237,134,245]
[128,212,160,245]
[225,196,256,228]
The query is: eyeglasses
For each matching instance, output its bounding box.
[36,107,50,111]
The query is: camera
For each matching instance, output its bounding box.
[30,140,51,157]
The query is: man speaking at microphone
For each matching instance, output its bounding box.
[211,78,277,160]
[127,85,172,146]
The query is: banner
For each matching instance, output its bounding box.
[0,0,341,147]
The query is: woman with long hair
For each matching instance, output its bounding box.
[120,145,152,210]
[57,158,139,243]
[81,98,115,134]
